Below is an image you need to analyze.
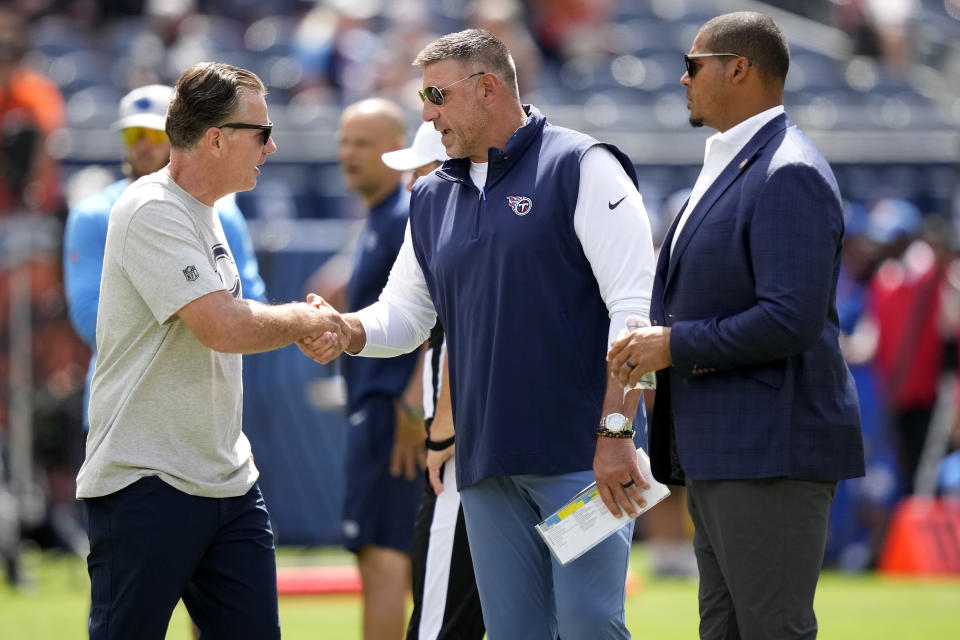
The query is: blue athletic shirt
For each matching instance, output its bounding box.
[342,184,419,409]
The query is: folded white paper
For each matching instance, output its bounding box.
[536,448,671,565]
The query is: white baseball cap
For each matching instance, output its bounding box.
[381,122,449,170]
[114,84,173,131]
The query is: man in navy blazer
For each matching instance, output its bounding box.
[609,12,865,640]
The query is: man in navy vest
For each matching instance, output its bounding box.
[301,29,657,639]
[608,12,865,639]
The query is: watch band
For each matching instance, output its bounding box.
[597,428,635,439]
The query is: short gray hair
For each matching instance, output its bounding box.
[166,62,266,149]
[413,29,519,97]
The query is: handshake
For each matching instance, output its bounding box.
[296,293,357,365]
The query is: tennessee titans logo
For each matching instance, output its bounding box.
[183,265,199,282]
[506,195,533,216]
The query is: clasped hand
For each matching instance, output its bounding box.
[607,325,672,388]
[297,293,350,364]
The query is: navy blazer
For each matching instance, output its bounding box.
[650,114,865,485]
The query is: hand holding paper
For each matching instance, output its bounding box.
[536,448,671,565]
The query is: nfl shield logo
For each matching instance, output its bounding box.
[183,265,200,282]
[506,195,533,216]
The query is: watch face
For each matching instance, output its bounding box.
[605,413,628,432]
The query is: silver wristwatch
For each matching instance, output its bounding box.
[599,412,633,434]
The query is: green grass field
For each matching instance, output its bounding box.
[2,546,958,639]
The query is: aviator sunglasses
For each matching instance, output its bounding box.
[684,52,743,77]
[418,71,486,106]
[121,127,168,146]
[219,122,273,145]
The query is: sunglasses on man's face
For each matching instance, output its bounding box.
[122,127,168,147]
[219,122,273,145]
[683,52,742,78]
[418,71,486,106]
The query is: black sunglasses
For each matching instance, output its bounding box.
[219,122,273,145]
[684,53,742,77]
[418,71,486,106]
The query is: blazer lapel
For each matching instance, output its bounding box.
[665,114,792,291]
[651,198,687,325]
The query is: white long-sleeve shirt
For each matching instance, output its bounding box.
[355,144,656,356]
[671,105,785,253]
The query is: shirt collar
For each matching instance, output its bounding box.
[704,105,785,159]
[439,104,544,185]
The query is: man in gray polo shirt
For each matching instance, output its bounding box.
[76,62,346,640]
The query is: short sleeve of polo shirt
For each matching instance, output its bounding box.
[121,200,227,325]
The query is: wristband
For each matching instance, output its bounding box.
[425,435,455,450]
[399,400,425,422]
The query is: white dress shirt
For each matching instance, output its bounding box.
[670,105,785,254]
[355,144,656,357]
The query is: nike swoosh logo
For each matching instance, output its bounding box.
[608,196,626,210]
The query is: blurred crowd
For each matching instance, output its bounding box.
[1,0,960,586]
